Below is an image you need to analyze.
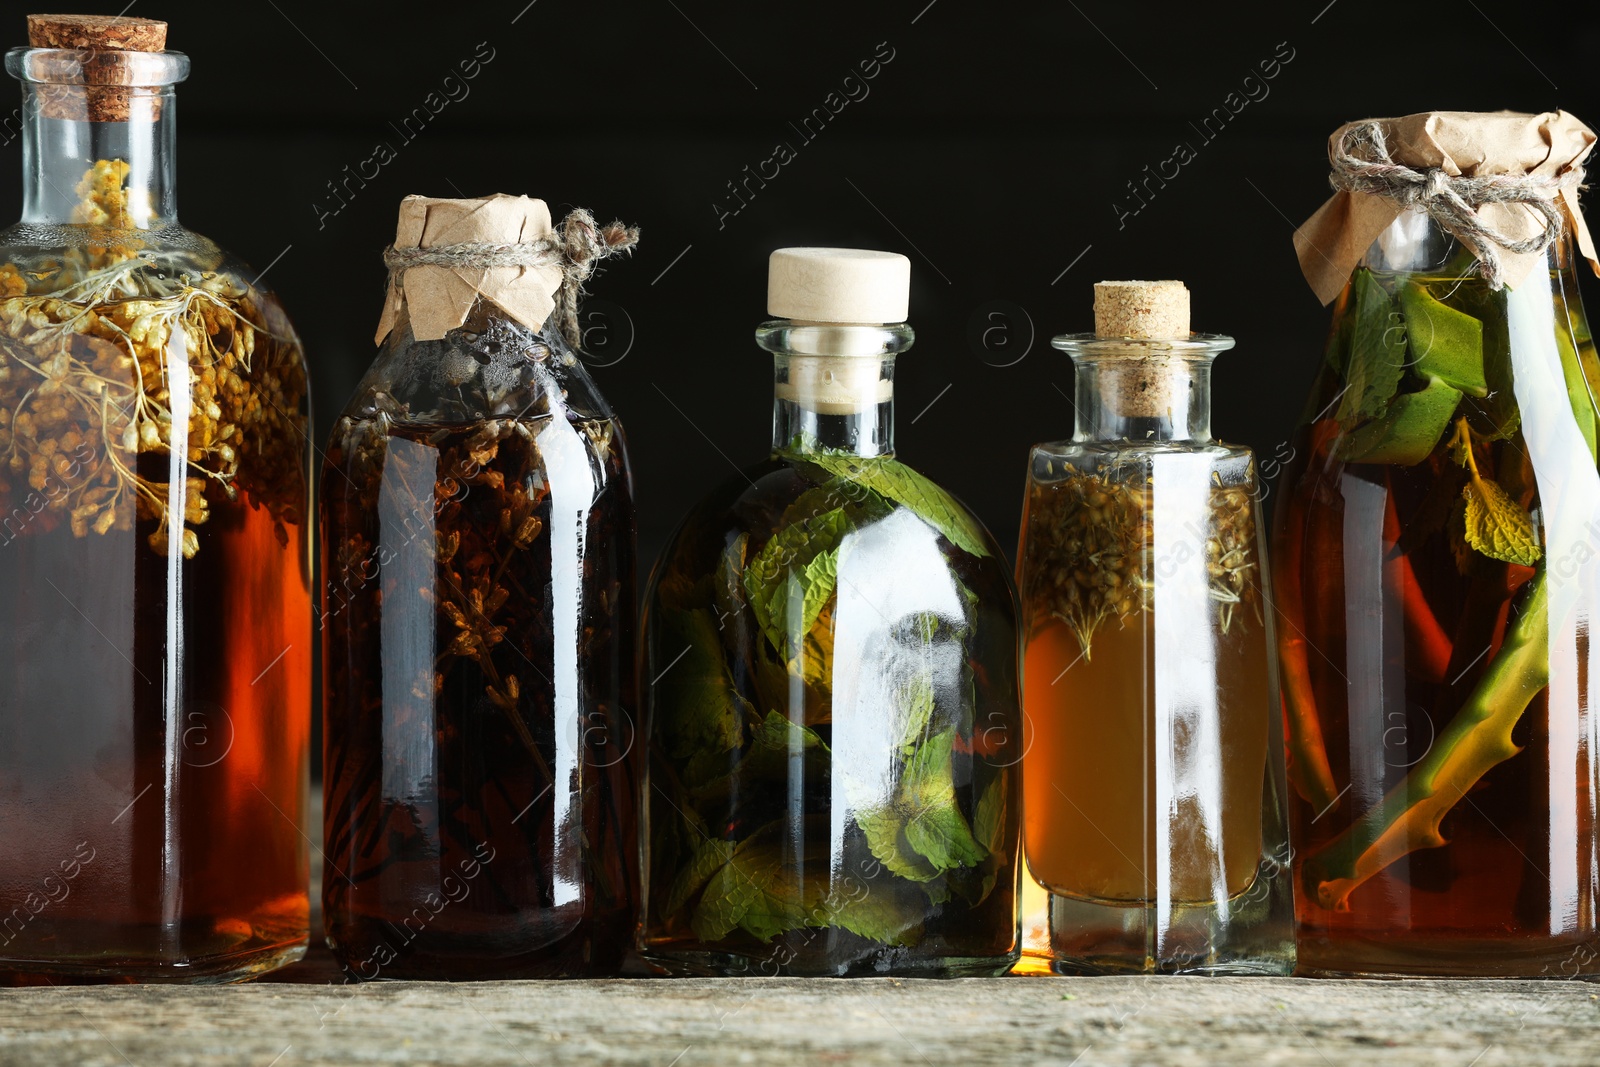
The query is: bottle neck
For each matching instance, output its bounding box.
[759,321,913,459]
[1052,336,1234,444]
[772,354,896,457]
[19,83,177,227]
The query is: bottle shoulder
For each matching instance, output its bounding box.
[649,451,1014,610]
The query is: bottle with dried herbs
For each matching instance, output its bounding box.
[0,15,311,983]
[1017,280,1294,975]
[640,248,1022,977]
[321,195,639,980]
[1278,112,1600,977]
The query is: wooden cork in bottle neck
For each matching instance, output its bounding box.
[25,13,171,122]
[1090,280,1192,419]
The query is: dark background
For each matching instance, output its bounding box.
[7,0,1597,601]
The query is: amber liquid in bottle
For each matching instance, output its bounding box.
[1020,467,1270,904]
[1278,269,1600,975]
[0,301,311,984]
[321,415,637,980]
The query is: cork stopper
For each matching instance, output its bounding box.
[768,247,910,324]
[1088,280,1192,419]
[24,13,172,123]
[1093,280,1190,339]
[27,14,167,51]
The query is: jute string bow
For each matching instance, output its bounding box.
[382,208,639,350]
[1330,121,1585,290]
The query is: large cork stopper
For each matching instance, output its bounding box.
[28,14,167,51]
[25,13,170,123]
[1090,280,1192,419]
[1093,280,1190,339]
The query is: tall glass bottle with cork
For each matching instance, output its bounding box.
[0,14,311,982]
[1277,111,1600,977]
[321,195,640,979]
[640,248,1022,976]
[1016,280,1294,974]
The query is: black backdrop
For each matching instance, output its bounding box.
[5,0,1597,741]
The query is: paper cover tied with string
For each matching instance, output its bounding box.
[376,193,639,348]
[1293,110,1599,304]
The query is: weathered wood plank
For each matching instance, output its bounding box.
[1,975,1597,1066]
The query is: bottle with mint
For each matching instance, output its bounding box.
[639,248,1022,976]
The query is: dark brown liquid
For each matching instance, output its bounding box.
[320,415,637,980]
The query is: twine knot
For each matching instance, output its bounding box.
[382,207,640,350]
[1329,121,1583,290]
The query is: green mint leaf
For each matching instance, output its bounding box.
[1336,269,1408,424]
[896,671,937,757]
[791,449,993,559]
[660,837,735,919]
[1333,376,1463,466]
[743,507,850,660]
[901,727,987,872]
[1401,282,1487,396]
[817,880,926,947]
[692,710,830,804]
[856,807,941,883]
[656,609,752,762]
[691,830,825,943]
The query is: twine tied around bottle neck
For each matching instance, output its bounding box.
[1330,120,1585,290]
[381,208,639,350]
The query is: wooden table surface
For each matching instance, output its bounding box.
[5,822,1600,1064]
[3,964,1599,1066]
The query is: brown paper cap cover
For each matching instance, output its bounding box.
[1293,110,1599,305]
[376,194,564,345]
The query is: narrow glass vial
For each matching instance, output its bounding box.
[1018,281,1294,975]
[641,248,1022,977]
[0,17,311,983]
[1277,209,1600,977]
[321,197,638,979]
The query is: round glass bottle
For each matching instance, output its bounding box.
[320,197,639,979]
[0,18,312,983]
[1017,281,1294,975]
[1276,209,1600,977]
[640,248,1022,977]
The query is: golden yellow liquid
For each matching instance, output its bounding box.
[1022,614,1270,904]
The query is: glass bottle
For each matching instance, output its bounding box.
[0,16,311,982]
[640,248,1022,977]
[1277,209,1600,976]
[320,196,638,979]
[1017,281,1295,974]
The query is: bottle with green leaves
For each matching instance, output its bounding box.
[1277,111,1600,976]
[639,247,1022,976]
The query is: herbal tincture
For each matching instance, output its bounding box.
[1277,111,1600,977]
[640,247,1023,976]
[321,195,640,979]
[0,13,312,983]
[1017,280,1294,975]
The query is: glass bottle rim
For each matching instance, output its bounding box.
[756,319,915,358]
[1051,331,1235,360]
[5,47,190,88]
